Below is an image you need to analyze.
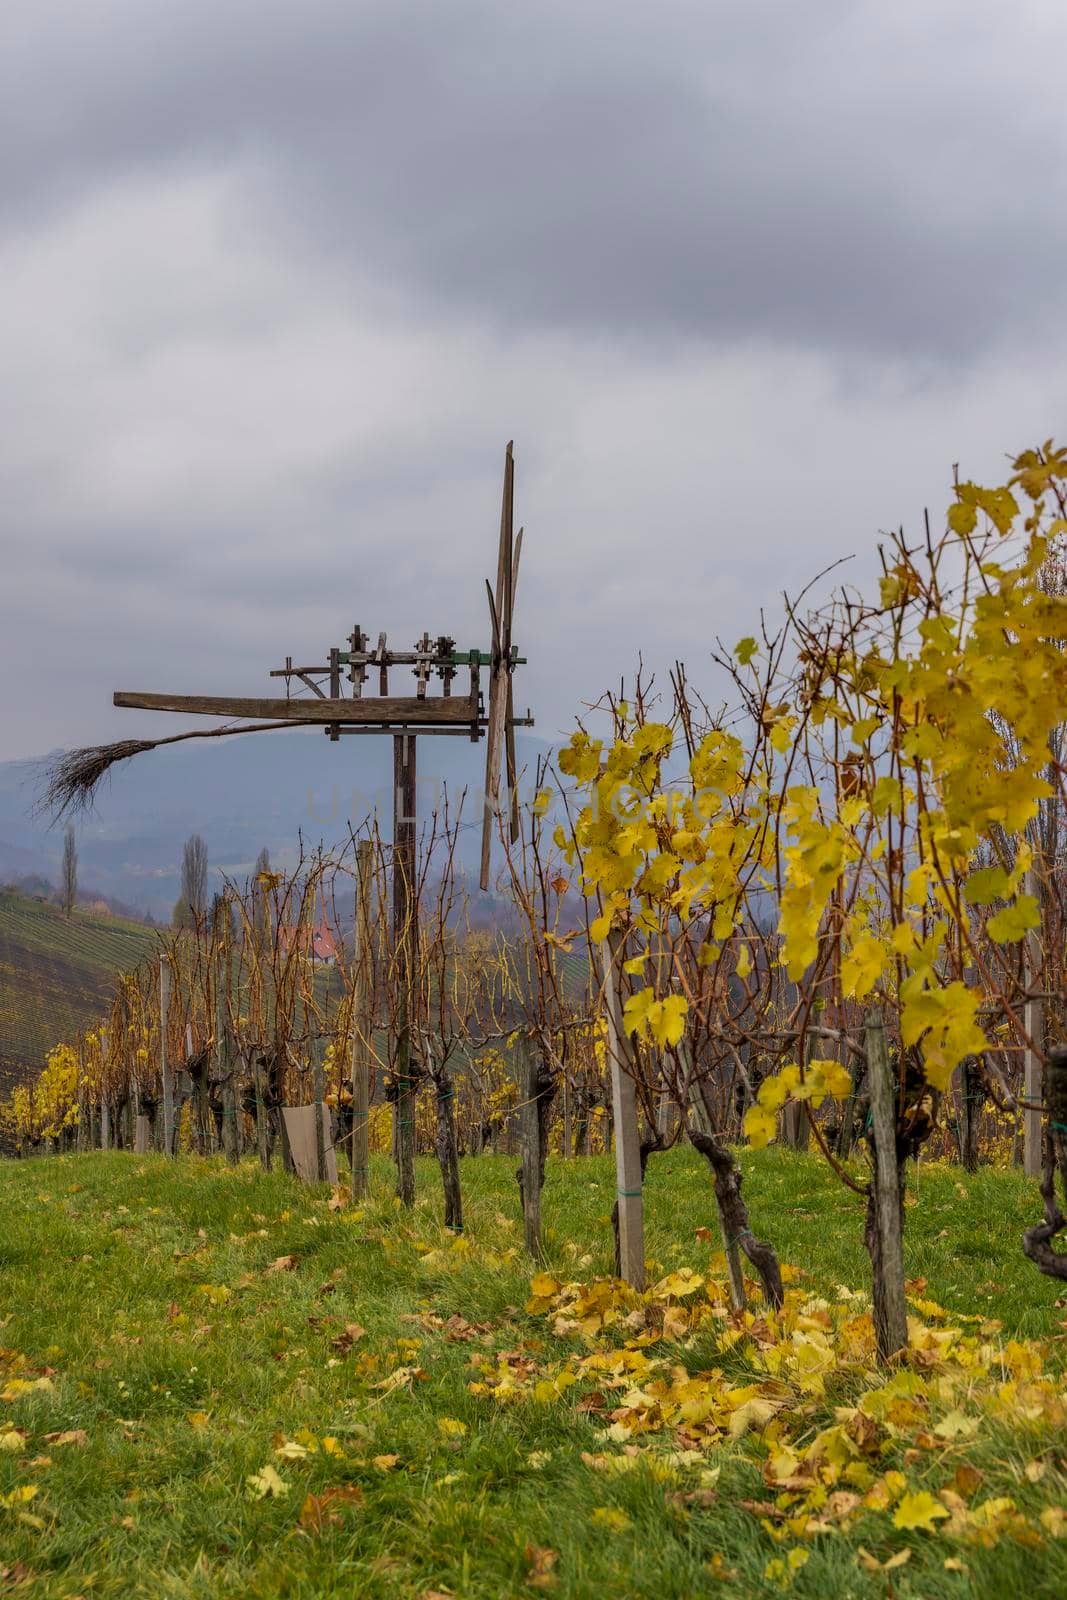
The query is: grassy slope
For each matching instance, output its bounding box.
[0,889,158,1086]
[0,1147,1065,1600]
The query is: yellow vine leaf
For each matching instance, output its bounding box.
[892,1490,949,1532]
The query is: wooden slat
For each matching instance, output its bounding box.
[160,959,174,1158]
[1024,865,1044,1179]
[114,691,474,725]
[350,840,373,1202]
[481,443,515,888]
[599,930,646,1290]
[866,1009,908,1359]
[393,733,418,1208]
[518,1036,544,1259]
[494,441,513,623]
[506,524,523,845]
[505,679,520,844]
[480,663,508,889]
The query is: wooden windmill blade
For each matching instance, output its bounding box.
[480,443,514,891]
[505,524,523,844]
[494,441,513,622]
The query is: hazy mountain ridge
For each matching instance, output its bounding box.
[0,730,556,920]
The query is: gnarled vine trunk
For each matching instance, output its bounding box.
[687,1123,784,1309]
[1023,1046,1067,1281]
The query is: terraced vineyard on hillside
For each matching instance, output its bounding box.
[0,888,158,1097]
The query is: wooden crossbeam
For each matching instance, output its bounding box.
[114,691,475,726]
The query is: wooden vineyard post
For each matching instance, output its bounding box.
[313,1038,328,1183]
[160,958,174,1156]
[835,1036,863,1158]
[1024,866,1044,1179]
[99,1029,110,1149]
[216,905,239,1165]
[598,930,645,1290]
[128,1036,140,1151]
[76,1040,87,1154]
[253,1057,271,1170]
[562,1075,572,1160]
[350,839,373,1201]
[393,733,417,1208]
[865,1010,908,1361]
[517,1034,543,1259]
[958,1056,981,1174]
[480,441,514,893]
[783,1031,814,1151]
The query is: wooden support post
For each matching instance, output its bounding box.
[186,1020,209,1155]
[253,1057,270,1170]
[221,1072,239,1162]
[958,1056,981,1173]
[562,1074,572,1159]
[835,1032,862,1158]
[1025,866,1044,1180]
[517,1036,543,1259]
[865,1010,908,1361]
[76,1041,87,1154]
[313,1038,327,1184]
[393,732,417,1207]
[160,959,174,1156]
[783,1032,814,1151]
[350,839,373,1201]
[598,931,645,1290]
[99,1029,110,1149]
[216,911,239,1165]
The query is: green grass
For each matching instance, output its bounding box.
[1,1147,1065,1599]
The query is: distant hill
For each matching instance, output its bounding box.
[0,729,555,920]
[0,887,159,1099]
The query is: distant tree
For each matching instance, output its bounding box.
[252,846,271,941]
[172,833,209,929]
[61,825,78,920]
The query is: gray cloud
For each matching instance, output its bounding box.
[3,2,1066,361]
[2,1,1067,773]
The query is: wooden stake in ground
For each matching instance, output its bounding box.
[864,1010,908,1362]
[350,839,374,1201]
[99,1029,110,1149]
[393,733,418,1208]
[215,902,239,1164]
[1024,865,1044,1180]
[253,1055,270,1170]
[160,959,174,1156]
[76,1040,87,1154]
[957,1055,983,1174]
[598,931,645,1290]
[313,1037,328,1183]
[517,1035,544,1259]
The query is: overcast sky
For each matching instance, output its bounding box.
[2,0,1066,766]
